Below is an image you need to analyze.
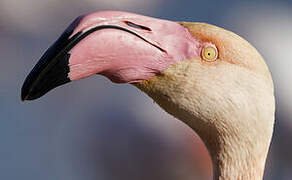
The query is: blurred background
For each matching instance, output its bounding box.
[0,0,291,179]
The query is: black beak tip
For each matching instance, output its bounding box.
[20,27,75,102]
[20,80,37,101]
[21,17,83,102]
[21,93,27,102]
[21,89,33,102]
[20,53,71,102]
[20,66,71,102]
[21,80,30,101]
[21,96,29,102]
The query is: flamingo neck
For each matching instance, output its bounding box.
[208,135,267,180]
[182,115,270,180]
[213,158,265,180]
[135,59,274,180]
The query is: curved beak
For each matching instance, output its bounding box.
[21,11,197,101]
[21,17,83,101]
[21,25,157,101]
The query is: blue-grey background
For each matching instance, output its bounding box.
[1,0,291,179]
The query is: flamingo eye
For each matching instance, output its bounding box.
[201,45,218,61]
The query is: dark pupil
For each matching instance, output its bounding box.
[208,53,211,56]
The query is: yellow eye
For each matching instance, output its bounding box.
[201,45,218,61]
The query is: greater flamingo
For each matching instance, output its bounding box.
[22,11,275,180]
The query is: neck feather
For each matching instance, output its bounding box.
[206,125,269,180]
[170,108,272,180]
[135,60,275,180]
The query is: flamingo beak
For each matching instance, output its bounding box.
[21,11,197,101]
[21,24,161,101]
[21,18,144,100]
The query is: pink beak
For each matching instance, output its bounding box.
[21,11,199,101]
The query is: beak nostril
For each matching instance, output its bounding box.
[124,21,151,31]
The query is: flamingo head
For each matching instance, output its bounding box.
[21,11,199,100]
[21,12,275,177]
